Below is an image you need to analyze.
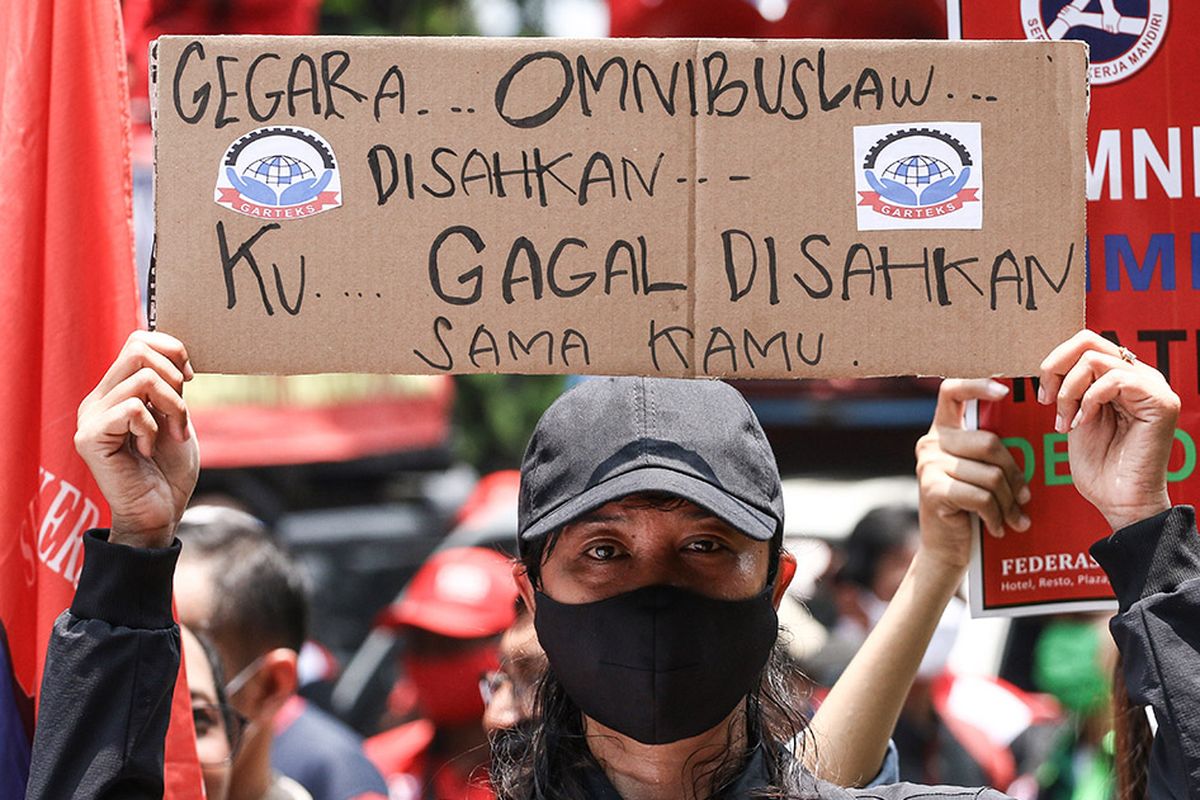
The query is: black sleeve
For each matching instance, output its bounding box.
[1091,506,1200,800]
[25,529,182,800]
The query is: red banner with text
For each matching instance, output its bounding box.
[954,0,1198,616]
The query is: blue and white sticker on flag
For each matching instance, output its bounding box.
[853,122,983,231]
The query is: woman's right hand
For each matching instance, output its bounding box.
[916,378,1030,573]
[74,331,198,549]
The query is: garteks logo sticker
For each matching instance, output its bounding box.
[215,126,342,220]
[1021,0,1168,85]
[854,122,983,231]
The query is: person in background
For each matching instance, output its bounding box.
[821,505,985,784]
[480,601,542,737]
[186,625,247,800]
[366,547,518,800]
[1027,615,1118,800]
[818,505,1066,790]
[480,600,547,779]
[174,506,387,800]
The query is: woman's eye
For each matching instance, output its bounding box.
[192,707,217,734]
[584,543,619,561]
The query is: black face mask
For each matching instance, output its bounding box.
[533,584,778,745]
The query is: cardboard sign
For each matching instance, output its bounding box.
[151,36,1087,378]
[955,2,1199,617]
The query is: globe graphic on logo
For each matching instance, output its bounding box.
[881,155,955,187]
[243,154,315,186]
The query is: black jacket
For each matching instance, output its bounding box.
[25,508,1200,799]
[25,531,181,800]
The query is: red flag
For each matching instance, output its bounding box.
[608,0,946,39]
[0,0,204,794]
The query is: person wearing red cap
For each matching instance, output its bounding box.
[366,547,518,800]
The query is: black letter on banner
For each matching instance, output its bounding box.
[217,221,281,315]
[173,41,210,124]
[414,316,454,371]
[722,229,757,301]
[495,51,574,129]
[321,51,367,119]
[215,56,241,128]
[648,320,693,371]
[796,234,833,299]
[577,55,629,116]
[429,225,485,305]
[246,53,283,121]
[374,66,405,121]
[368,145,399,205]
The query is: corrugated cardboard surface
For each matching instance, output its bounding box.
[153,36,1086,377]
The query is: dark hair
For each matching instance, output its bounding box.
[491,642,812,800]
[837,505,920,589]
[496,495,809,799]
[177,507,309,667]
[192,629,239,751]
[1113,655,1151,800]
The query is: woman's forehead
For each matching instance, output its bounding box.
[569,494,725,525]
[181,626,218,700]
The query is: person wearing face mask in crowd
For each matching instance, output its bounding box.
[814,507,1066,792]
[26,328,1200,800]
[479,600,549,775]
[821,506,981,784]
[480,601,543,733]
[173,506,388,800]
[185,625,249,800]
[366,547,517,800]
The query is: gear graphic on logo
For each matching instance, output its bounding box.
[863,127,973,170]
[223,126,337,169]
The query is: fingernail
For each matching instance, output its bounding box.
[1069,409,1083,430]
[1018,486,1031,504]
[986,380,1010,399]
[184,362,195,380]
[1015,514,1031,532]
[1054,413,1065,433]
[1037,385,1047,405]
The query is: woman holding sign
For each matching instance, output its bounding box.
[26,329,1197,800]
[490,328,1192,800]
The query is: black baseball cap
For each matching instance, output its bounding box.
[517,377,784,554]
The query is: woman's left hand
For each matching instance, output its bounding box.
[1039,329,1181,531]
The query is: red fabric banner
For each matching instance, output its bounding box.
[0,0,203,793]
[608,0,946,39]
[954,1,1200,615]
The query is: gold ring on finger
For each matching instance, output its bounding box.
[1117,346,1137,365]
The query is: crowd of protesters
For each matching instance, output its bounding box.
[19,328,1200,800]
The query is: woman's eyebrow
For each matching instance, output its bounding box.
[189,689,216,703]
[570,510,625,526]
